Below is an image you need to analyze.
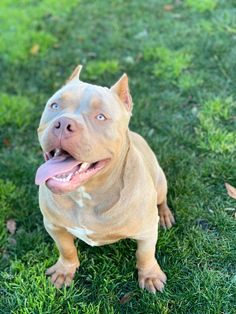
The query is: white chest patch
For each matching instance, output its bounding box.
[66,226,98,246]
[71,186,92,208]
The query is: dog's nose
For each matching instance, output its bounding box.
[52,117,78,137]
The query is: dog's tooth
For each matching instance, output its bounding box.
[81,162,90,169]
[52,176,61,181]
[52,172,73,182]
[79,162,90,173]
[67,173,73,181]
[55,149,61,157]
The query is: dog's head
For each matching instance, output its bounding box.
[35,65,133,194]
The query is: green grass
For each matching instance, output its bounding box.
[0,0,236,313]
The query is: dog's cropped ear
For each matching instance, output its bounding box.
[110,74,132,112]
[66,64,83,83]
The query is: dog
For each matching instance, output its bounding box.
[35,65,175,293]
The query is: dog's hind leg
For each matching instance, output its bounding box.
[156,167,175,229]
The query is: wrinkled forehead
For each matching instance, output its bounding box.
[47,81,122,117]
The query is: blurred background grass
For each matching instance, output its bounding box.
[0,0,236,313]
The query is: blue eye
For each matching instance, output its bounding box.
[95,114,106,121]
[51,103,60,110]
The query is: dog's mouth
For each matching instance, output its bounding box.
[35,148,110,193]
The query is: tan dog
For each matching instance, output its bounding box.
[35,65,175,293]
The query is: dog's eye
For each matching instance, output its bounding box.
[51,103,60,110]
[95,114,106,121]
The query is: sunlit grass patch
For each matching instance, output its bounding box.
[0,93,32,127]
[185,0,218,12]
[178,72,204,91]
[85,60,120,80]
[1,254,62,313]
[0,0,78,62]
[144,46,191,82]
[196,97,236,153]
[198,20,215,34]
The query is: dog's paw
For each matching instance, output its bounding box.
[138,263,167,294]
[159,207,175,229]
[46,259,80,288]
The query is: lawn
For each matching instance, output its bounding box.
[0,0,236,313]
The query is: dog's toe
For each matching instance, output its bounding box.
[160,211,175,229]
[138,263,167,293]
[46,259,79,288]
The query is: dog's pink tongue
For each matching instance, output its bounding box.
[35,155,79,185]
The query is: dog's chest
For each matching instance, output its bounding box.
[65,187,118,246]
[49,187,129,246]
[66,225,98,246]
[65,223,124,247]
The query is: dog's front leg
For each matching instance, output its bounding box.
[136,231,166,293]
[44,219,80,288]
